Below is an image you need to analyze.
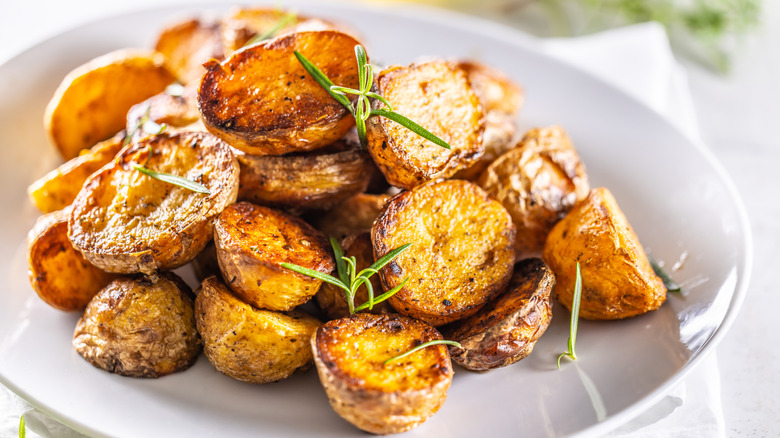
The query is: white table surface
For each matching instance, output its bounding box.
[1,1,778,437]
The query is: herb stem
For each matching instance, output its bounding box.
[131,164,211,195]
[384,340,463,365]
[557,262,582,368]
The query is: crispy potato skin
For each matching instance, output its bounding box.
[479,126,590,259]
[312,313,453,434]
[72,273,201,378]
[316,233,393,320]
[366,61,485,189]
[126,85,201,142]
[68,131,239,276]
[154,18,225,85]
[543,187,667,320]
[28,133,124,213]
[44,49,175,159]
[195,276,321,383]
[214,202,334,311]
[27,208,115,311]
[237,140,373,214]
[443,258,554,370]
[198,31,361,156]
[312,193,389,241]
[372,179,516,326]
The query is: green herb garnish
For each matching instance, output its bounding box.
[384,340,463,365]
[123,103,167,147]
[650,259,681,292]
[558,262,582,368]
[243,11,298,46]
[294,45,451,149]
[282,238,411,314]
[19,415,25,438]
[131,164,211,195]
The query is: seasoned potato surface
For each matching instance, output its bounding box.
[312,313,452,434]
[543,187,666,320]
[154,18,225,85]
[126,85,201,142]
[373,179,516,326]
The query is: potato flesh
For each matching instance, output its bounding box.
[195,276,321,383]
[154,18,225,85]
[312,193,389,240]
[373,179,516,326]
[214,202,334,311]
[366,61,485,189]
[543,187,666,320]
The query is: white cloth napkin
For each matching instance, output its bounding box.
[0,21,723,438]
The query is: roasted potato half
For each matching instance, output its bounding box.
[44,49,175,159]
[312,193,389,241]
[72,273,200,378]
[154,17,225,85]
[198,30,361,156]
[312,313,453,434]
[373,179,516,326]
[195,276,321,383]
[479,126,590,259]
[366,60,485,189]
[68,131,239,276]
[28,132,124,213]
[237,140,373,214]
[126,84,201,142]
[316,233,393,320]
[27,208,115,311]
[214,202,334,311]
[443,258,554,371]
[543,187,667,320]
[220,7,306,52]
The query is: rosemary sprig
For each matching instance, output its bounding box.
[282,238,411,314]
[650,259,682,293]
[123,103,167,147]
[243,11,298,46]
[384,340,463,365]
[131,164,211,194]
[294,45,451,149]
[558,262,582,368]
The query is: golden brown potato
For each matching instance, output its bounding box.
[220,7,305,52]
[154,18,225,85]
[126,85,201,143]
[214,202,334,311]
[312,313,453,434]
[72,273,200,378]
[191,241,221,282]
[543,187,667,320]
[237,139,373,214]
[366,60,485,189]
[68,131,239,276]
[373,179,516,326]
[44,49,175,159]
[443,258,554,371]
[316,233,393,320]
[27,208,115,311]
[198,30,361,156]
[195,276,321,383]
[28,132,125,213]
[312,193,389,240]
[479,126,590,259]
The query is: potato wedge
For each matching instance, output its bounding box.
[312,193,389,240]
[312,313,453,434]
[154,18,225,85]
[27,208,115,311]
[479,126,590,259]
[543,187,667,320]
[214,202,334,311]
[28,132,124,213]
[195,276,321,383]
[198,30,361,156]
[443,258,554,371]
[44,49,175,159]
[373,179,516,326]
[68,131,239,276]
[72,273,200,378]
[237,139,373,214]
[366,60,485,189]
[316,233,393,320]
[126,84,201,143]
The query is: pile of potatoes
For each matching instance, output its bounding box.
[25,7,667,435]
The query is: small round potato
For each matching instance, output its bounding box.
[478,126,589,259]
[195,276,321,383]
[312,313,453,434]
[443,258,554,371]
[72,273,200,378]
[154,17,225,85]
[311,193,389,241]
[214,202,334,311]
[373,179,516,326]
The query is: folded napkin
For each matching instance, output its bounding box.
[0,20,722,438]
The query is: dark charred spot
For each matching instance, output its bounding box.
[386,320,404,333]
[442,299,452,306]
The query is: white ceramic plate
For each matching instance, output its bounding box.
[0,2,752,437]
